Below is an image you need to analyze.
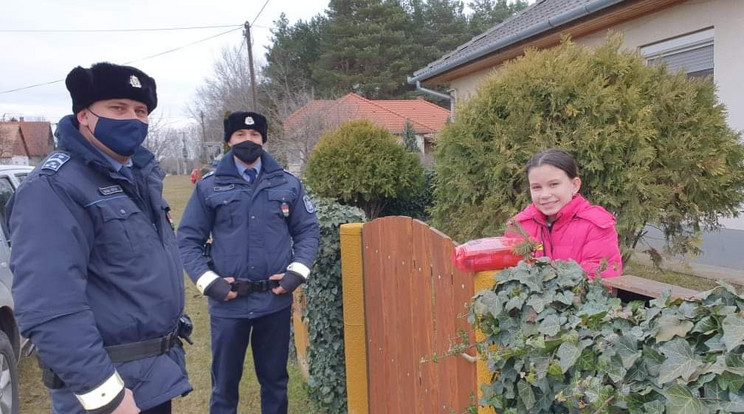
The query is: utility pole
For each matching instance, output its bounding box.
[243,21,258,111]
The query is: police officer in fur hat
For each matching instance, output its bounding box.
[7,62,191,414]
[178,111,319,414]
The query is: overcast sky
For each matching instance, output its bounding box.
[0,0,330,128]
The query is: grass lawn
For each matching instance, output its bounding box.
[624,260,723,292]
[18,175,313,414]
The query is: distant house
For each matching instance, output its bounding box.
[283,93,450,173]
[409,0,743,134]
[0,119,54,165]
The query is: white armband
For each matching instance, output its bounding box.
[195,270,221,294]
[74,371,124,410]
[287,262,311,279]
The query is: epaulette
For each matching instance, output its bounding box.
[202,171,215,179]
[283,169,299,178]
[40,152,71,174]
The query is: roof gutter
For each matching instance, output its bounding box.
[407,0,626,84]
[414,81,455,119]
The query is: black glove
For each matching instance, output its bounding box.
[279,270,305,294]
[204,278,232,301]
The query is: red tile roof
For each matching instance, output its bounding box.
[19,122,54,157]
[0,121,54,158]
[0,124,28,158]
[284,93,450,135]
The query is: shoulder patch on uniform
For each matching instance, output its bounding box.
[41,152,71,172]
[214,184,235,192]
[99,185,124,196]
[303,195,316,214]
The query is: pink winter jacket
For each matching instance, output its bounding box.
[509,195,622,278]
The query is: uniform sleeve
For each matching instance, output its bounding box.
[177,183,218,291]
[8,177,124,411]
[579,223,623,279]
[286,183,320,279]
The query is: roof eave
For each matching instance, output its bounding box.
[408,0,628,85]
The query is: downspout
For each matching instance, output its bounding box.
[414,80,455,120]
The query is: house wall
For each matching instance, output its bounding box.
[449,0,743,133]
[576,0,743,133]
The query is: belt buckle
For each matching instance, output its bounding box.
[256,280,269,291]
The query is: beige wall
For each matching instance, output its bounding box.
[449,0,744,133]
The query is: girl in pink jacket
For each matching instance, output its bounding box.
[510,149,622,278]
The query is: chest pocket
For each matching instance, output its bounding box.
[95,197,155,262]
[209,190,246,227]
[267,190,294,217]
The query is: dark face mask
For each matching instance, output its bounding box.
[87,109,148,157]
[232,140,263,164]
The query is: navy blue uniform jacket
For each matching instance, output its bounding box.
[177,151,319,318]
[7,115,191,413]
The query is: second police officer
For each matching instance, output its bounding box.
[177,111,319,414]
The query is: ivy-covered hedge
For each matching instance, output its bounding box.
[471,258,744,413]
[304,198,365,414]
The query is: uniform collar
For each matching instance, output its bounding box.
[215,150,282,179]
[92,146,133,172]
[234,157,262,178]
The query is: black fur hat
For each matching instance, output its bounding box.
[65,62,157,114]
[224,111,267,143]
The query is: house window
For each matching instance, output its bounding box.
[640,28,714,79]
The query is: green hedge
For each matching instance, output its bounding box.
[304,198,365,414]
[472,259,744,413]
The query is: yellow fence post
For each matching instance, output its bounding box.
[341,223,368,414]
[474,270,498,414]
[291,287,310,379]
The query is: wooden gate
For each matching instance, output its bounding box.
[362,216,477,414]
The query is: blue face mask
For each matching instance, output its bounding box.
[87,109,148,156]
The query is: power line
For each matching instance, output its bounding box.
[0,24,242,33]
[123,27,242,65]
[0,27,242,95]
[252,0,271,25]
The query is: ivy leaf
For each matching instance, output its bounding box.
[539,315,561,336]
[705,334,726,352]
[719,371,744,393]
[517,380,535,409]
[722,313,744,351]
[643,400,665,414]
[716,391,744,412]
[516,268,544,292]
[692,316,719,335]
[725,353,744,376]
[505,296,525,313]
[527,294,549,314]
[557,342,580,373]
[474,290,504,318]
[657,338,704,385]
[611,334,641,369]
[663,384,708,414]
[656,314,694,342]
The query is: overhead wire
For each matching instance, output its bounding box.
[0,27,242,94]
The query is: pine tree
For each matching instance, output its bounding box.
[312,0,414,98]
[402,119,418,152]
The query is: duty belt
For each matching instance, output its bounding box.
[40,315,193,389]
[230,279,280,296]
